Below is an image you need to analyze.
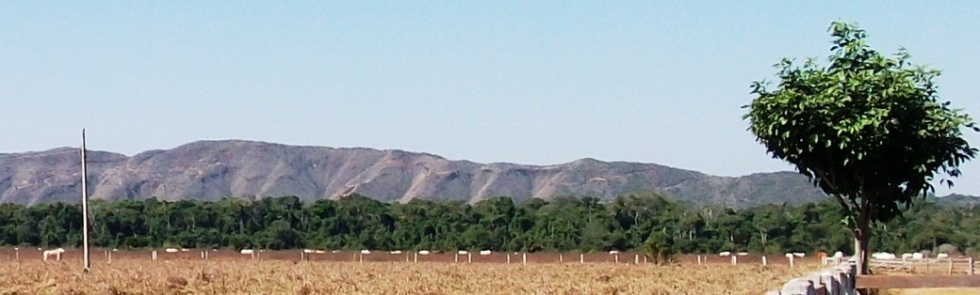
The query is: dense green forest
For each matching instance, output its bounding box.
[0,193,975,256]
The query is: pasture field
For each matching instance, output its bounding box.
[0,255,821,295]
[890,289,978,295]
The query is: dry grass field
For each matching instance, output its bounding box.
[0,259,821,295]
[889,289,979,295]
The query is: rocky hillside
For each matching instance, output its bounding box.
[0,140,829,207]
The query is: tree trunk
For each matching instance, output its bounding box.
[855,198,873,295]
[854,218,871,274]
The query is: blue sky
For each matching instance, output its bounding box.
[2,2,979,195]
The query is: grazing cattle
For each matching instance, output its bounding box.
[314,250,325,254]
[480,250,491,256]
[793,252,806,258]
[785,253,794,258]
[833,251,844,259]
[719,251,731,256]
[165,248,179,253]
[43,248,65,261]
[390,250,402,254]
[938,253,950,259]
[457,250,468,255]
[418,250,431,255]
[737,252,748,256]
[912,253,924,260]
[609,250,620,255]
[331,250,341,253]
[360,250,371,254]
[181,248,190,252]
[303,249,314,254]
[240,249,254,255]
[902,253,913,259]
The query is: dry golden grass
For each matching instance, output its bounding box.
[0,259,821,295]
[889,289,980,295]
[870,263,980,295]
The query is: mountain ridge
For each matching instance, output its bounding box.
[0,140,839,206]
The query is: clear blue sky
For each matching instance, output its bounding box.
[2,2,979,196]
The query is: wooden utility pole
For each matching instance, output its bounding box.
[81,129,91,272]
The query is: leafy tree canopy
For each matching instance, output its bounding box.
[743,20,978,274]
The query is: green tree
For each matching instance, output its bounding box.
[743,20,978,275]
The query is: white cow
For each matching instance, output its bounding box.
[360,250,371,254]
[165,248,179,253]
[418,250,431,255]
[42,248,65,261]
[480,250,492,256]
[303,249,314,254]
[390,250,403,254]
[937,253,950,259]
[719,251,731,256]
[457,250,468,255]
[872,252,896,260]
[240,249,254,255]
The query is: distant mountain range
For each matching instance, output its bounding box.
[0,140,975,207]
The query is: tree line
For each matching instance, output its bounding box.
[0,193,976,256]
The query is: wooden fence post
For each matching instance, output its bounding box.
[507,253,510,264]
[468,253,472,263]
[634,254,639,265]
[152,250,157,261]
[455,253,459,263]
[523,253,527,265]
[789,255,795,268]
[763,256,768,266]
[970,257,975,275]
[697,255,702,265]
[948,258,954,275]
[580,253,584,264]
[559,254,563,263]
[414,252,418,264]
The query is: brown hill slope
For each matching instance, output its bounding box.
[0,140,828,207]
